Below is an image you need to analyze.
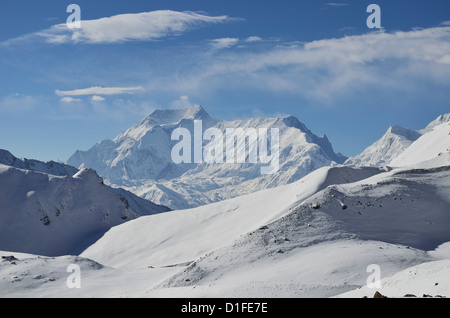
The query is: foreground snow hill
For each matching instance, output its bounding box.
[0,162,170,256]
[67,105,346,209]
[336,242,450,298]
[2,163,449,297]
[144,167,450,297]
[0,250,181,298]
[80,163,450,297]
[81,165,385,268]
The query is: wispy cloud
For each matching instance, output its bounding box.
[210,37,240,49]
[245,36,263,43]
[2,10,236,46]
[60,97,81,103]
[91,95,106,102]
[326,3,349,7]
[0,93,40,110]
[55,86,144,96]
[147,27,450,104]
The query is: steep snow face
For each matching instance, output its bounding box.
[0,164,142,256]
[67,105,346,209]
[0,149,78,177]
[391,120,450,167]
[345,126,422,167]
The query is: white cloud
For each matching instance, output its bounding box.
[210,37,239,49]
[91,95,106,102]
[55,86,143,96]
[60,97,81,103]
[2,10,236,45]
[170,95,193,109]
[441,21,450,26]
[245,36,262,42]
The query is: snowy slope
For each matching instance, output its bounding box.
[0,149,78,177]
[67,105,346,209]
[336,257,450,298]
[345,125,421,166]
[0,164,168,256]
[390,119,450,167]
[0,250,181,298]
[81,166,385,268]
[144,165,450,298]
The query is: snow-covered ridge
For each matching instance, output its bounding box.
[422,113,450,132]
[346,113,450,168]
[0,152,170,256]
[0,149,78,177]
[391,119,450,167]
[345,125,422,166]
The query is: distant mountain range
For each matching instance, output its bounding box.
[67,105,347,209]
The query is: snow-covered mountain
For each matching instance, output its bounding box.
[345,125,422,167]
[0,151,170,256]
[67,105,346,209]
[391,115,450,167]
[421,113,450,133]
[346,113,450,168]
[0,149,78,177]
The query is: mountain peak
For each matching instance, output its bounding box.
[388,125,422,141]
[423,113,450,132]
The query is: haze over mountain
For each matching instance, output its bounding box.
[68,105,346,209]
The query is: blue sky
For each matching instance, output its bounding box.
[0,0,449,162]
